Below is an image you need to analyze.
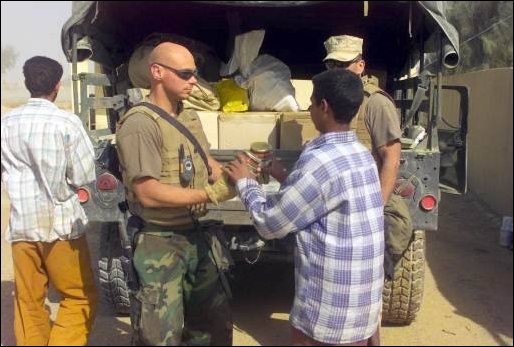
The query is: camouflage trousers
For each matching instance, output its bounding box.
[130,226,233,346]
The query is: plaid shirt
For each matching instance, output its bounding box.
[1,98,95,243]
[236,131,384,344]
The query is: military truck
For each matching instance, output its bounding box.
[61,1,469,325]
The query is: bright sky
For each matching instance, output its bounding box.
[1,1,72,82]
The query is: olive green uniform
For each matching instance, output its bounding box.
[352,77,413,275]
[116,104,232,346]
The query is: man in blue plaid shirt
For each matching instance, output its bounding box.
[226,69,384,345]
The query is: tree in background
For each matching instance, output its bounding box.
[446,1,513,74]
[1,45,18,75]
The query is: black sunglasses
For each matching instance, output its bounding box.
[153,62,198,80]
[325,55,362,70]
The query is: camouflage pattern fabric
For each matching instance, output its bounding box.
[130,225,232,346]
[384,194,413,256]
[383,194,414,278]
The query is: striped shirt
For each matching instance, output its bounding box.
[236,131,384,344]
[1,98,95,243]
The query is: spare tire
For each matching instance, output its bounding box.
[382,230,426,325]
[98,223,131,316]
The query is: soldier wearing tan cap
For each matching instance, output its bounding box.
[324,35,402,204]
[323,35,408,347]
[324,35,364,67]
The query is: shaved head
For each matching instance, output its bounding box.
[149,42,195,69]
[147,42,198,103]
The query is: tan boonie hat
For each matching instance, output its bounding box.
[323,35,363,62]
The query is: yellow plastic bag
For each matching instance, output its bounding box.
[214,78,249,112]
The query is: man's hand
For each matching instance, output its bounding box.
[225,153,256,183]
[208,156,223,183]
[261,157,288,183]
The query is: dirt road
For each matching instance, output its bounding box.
[1,188,512,346]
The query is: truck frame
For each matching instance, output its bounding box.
[62,1,469,324]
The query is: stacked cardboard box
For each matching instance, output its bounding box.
[197,111,219,149]
[280,112,319,150]
[197,78,319,151]
[197,111,319,151]
[218,112,280,149]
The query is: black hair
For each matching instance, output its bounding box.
[312,69,364,124]
[23,56,63,97]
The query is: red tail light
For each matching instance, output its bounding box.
[420,194,437,211]
[77,188,90,203]
[96,173,118,191]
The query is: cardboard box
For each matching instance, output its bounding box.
[291,79,313,111]
[197,111,219,149]
[280,112,319,150]
[218,112,280,149]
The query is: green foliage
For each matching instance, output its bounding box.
[446,1,513,74]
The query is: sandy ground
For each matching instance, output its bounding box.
[1,186,512,346]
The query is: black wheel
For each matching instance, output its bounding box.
[382,230,426,325]
[98,223,131,316]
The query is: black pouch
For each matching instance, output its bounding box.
[121,214,145,292]
[200,220,234,298]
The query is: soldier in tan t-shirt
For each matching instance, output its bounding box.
[116,42,234,346]
[323,34,401,204]
[117,104,215,226]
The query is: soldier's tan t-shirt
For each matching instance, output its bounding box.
[364,93,402,167]
[116,111,210,187]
